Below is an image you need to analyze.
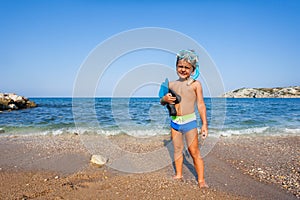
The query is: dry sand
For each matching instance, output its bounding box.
[0,134,298,200]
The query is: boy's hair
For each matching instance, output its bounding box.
[176,49,199,70]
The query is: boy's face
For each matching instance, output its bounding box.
[176,59,194,80]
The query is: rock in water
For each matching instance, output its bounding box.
[90,155,107,167]
[0,93,37,111]
[222,86,300,98]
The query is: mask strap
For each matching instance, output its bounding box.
[187,63,200,86]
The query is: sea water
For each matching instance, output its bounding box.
[0,98,299,137]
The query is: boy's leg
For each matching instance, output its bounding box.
[185,129,208,188]
[171,128,184,178]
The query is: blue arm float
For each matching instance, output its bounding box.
[159,78,169,98]
[159,78,181,116]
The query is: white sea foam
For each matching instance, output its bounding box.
[219,127,300,137]
[220,127,269,137]
[283,128,300,134]
[1,125,300,138]
[10,127,170,137]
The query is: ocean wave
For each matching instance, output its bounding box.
[219,127,300,137]
[0,126,171,137]
[284,128,300,134]
[1,126,300,138]
[219,127,269,137]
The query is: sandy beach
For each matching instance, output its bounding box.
[0,134,298,200]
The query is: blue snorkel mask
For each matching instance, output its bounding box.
[176,50,200,85]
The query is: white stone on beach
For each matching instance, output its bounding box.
[90,155,107,166]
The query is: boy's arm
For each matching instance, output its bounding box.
[194,81,208,139]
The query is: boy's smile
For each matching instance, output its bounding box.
[176,59,194,80]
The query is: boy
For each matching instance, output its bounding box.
[160,50,208,188]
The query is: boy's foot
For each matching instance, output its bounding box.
[198,181,209,189]
[172,175,183,181]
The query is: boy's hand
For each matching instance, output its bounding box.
[163,93,176,104]
[200,125,208,139]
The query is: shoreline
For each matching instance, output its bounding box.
[0,134,298,199]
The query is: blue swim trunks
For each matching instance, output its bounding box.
[171,113,197,134]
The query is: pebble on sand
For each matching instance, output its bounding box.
[90,155,107,167]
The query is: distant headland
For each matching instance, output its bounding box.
[0,93,37,111]
[222,86,300,98]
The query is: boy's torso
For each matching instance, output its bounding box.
[169,80,196,116]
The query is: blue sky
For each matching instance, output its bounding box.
[1,0,299,97]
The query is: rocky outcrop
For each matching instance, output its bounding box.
[222,86,300,98]
[0,93,37,111]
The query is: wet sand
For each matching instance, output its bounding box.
[0,134,298,200]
